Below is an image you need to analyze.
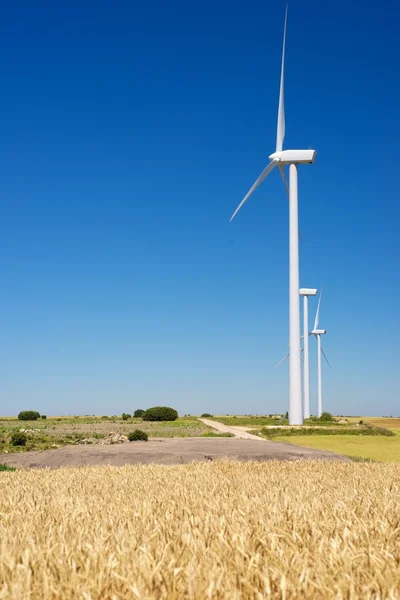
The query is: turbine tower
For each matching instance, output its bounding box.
[300,288,317,419]
[310,288,330,417]
[229,7,316,425]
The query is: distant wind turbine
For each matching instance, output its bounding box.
[300,288,318,419]
[229,6,317,425]
[310,287,331,417]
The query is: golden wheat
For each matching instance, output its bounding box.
[0,461,399,599]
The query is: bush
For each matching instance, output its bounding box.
[201,413,213,418]
[122,413,131,421]
[134,409,145,418]
[319,412,334,422]
[142,406,178,422]
[41,415,47,420]
[359,420,364,425]
[128,430,148,442]
[11,432,28,446]
[18,411,40,421]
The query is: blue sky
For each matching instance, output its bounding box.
[0,0,398,416]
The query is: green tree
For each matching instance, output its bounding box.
[142,407,178,422]
[18,411,40,421]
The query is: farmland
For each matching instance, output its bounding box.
[269,418,400,462]
[269,435,400,462]
[224,416,400,462]
[1,461,399,598]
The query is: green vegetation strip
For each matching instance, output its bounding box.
[211,417,289,427]
[260,426,395,438]
[202,432,234,438]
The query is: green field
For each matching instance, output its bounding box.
[275,435,400,462]
[258,417,400,462]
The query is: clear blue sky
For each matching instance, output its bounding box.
[0,0,398,417]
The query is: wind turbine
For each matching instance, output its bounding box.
[300,288,317,419]
[310,288,330,417]
[229,6,316,425]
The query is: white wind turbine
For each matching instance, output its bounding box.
[310,287,331,417]
[300,287,317,419]
[230,6,316,425]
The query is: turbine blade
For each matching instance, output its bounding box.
[230,159,279,221]
[279,163,303,242]
[321,346,331,368]
[278,163,289,196]
[276,5,288,153]
[275,352,289,368]
[313,286,323,330]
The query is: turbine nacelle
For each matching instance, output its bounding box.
[300,288,318,296]
[269,149,317,164]
[311,329,326,335]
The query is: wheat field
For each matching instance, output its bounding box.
[1,462,400,599]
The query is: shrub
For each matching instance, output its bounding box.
[11,432,28,446]
[41,415,47,420]
[0,464,16,472]
[134,409,145,418]
[142,406,178,422]
[18,411,40,421]
[201,413,213,418]
[128,430,148,442]
[122,413,131,421]
[374,427,396,437]
[359,420,364,425]
[319,412,334,422]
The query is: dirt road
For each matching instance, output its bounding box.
[199,418,264,440]
[0,437,351,469]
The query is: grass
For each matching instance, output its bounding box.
[0,461,399,598]
[274,435,400,462]
[0,463,16,471]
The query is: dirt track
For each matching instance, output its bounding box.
[0,438,351,469]
[199,418,263,439]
